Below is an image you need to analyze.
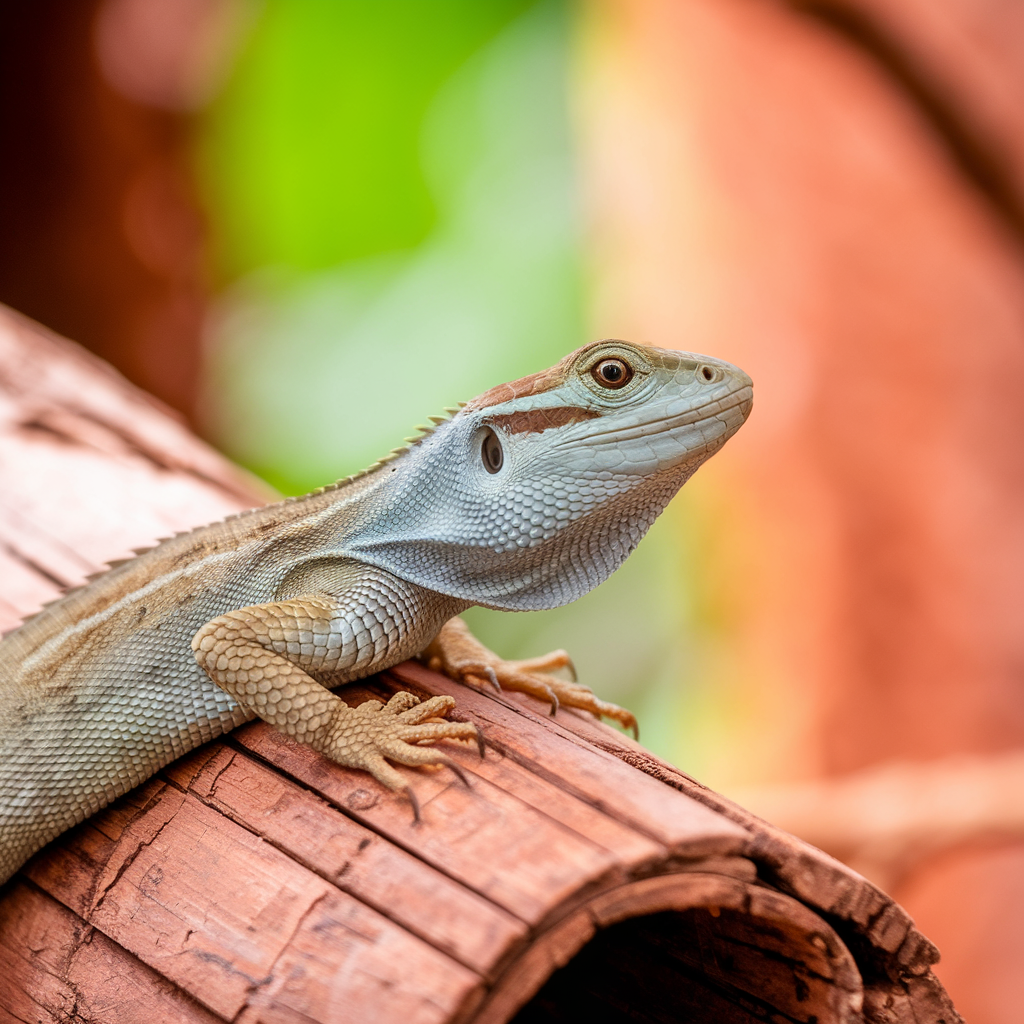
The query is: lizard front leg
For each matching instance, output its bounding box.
[424,616,638,737]
[192,593,478,818]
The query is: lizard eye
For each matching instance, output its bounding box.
[591,357,632,389]
[480,427,504,473]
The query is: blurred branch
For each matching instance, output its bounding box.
[788,0,1024,239]
[734,750,1024,891]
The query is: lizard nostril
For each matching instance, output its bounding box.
[698,365,716,383]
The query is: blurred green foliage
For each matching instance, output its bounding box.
[201,0,535,277]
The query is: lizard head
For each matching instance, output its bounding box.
[354,340,752,610]
[462,338,752,482]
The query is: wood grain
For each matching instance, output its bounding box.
[0,881,219,1024]
[164,744,527,978]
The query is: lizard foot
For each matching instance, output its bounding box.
[317,691,480,822]
[423,616,638,738]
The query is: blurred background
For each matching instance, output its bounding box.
[2,0,1024,1018]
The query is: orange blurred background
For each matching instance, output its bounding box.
[2,2,1023,1019]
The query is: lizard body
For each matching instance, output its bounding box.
[0,340,751,884]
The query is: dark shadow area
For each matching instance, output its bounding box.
[512,907,835,1024]
[0,1,206,419]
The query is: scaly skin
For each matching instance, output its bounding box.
[0,339,752,883]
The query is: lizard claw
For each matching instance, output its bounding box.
[405,785,422,826]
[445,759,472,788]
[546,687,560,716]
[459,663,501,692]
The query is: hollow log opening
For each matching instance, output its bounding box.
[512,906,852,1024]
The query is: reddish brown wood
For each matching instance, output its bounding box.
[163,745,527,978]
[0,881,218,1024]
[0,309,962,1023]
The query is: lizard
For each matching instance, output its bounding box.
[0,339,752,886]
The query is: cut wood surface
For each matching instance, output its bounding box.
[0,307,962,1023]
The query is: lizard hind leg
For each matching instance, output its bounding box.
[424,616,639,738]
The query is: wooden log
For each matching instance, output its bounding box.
[0,306,962,1023]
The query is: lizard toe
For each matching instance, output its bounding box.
[396,694,456,724]
[383,690,422,714]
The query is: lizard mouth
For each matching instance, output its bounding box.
[572,385,753,450]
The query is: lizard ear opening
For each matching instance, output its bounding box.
[480,427,504,474]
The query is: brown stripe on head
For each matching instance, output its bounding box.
[463,351,577,411]
[488,405,600,435]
